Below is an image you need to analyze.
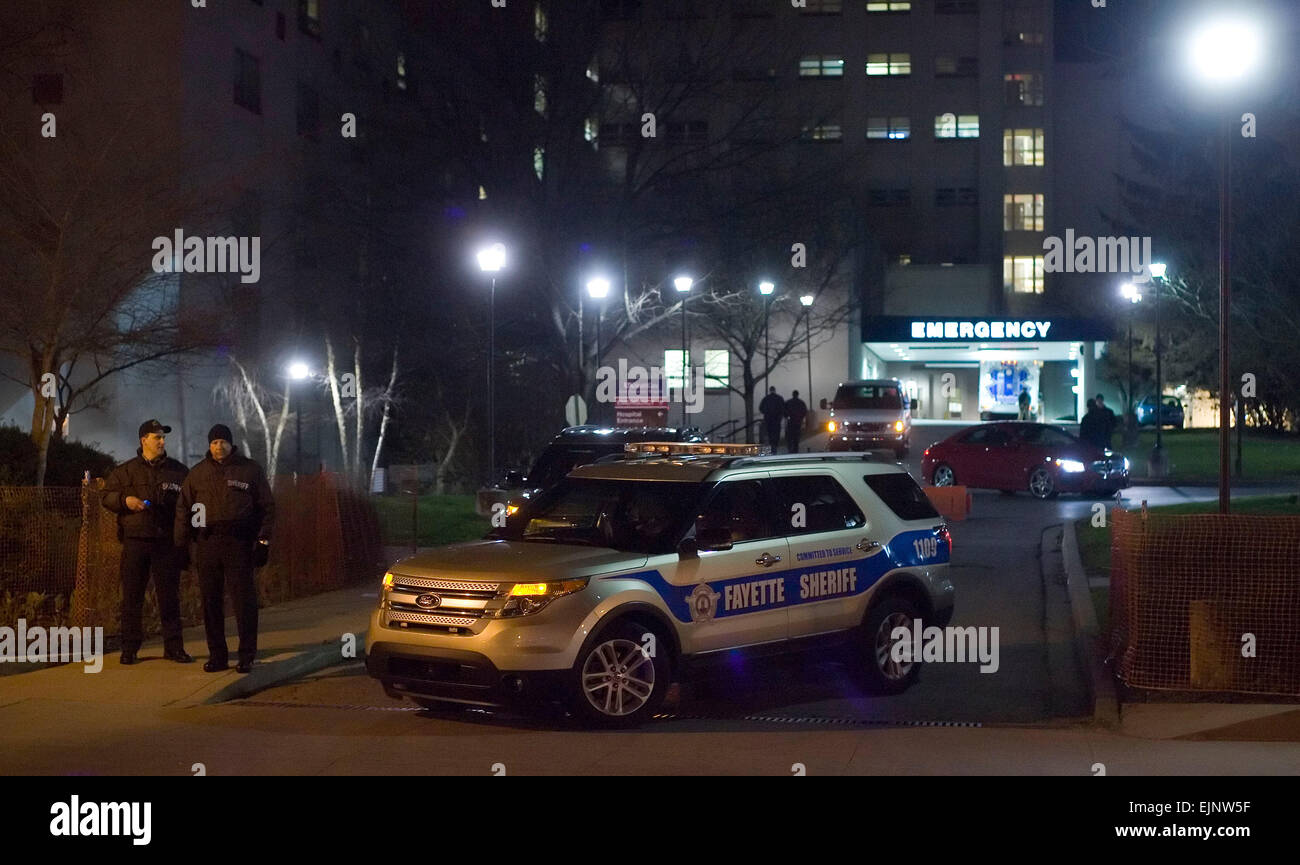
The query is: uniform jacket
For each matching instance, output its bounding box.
[784,397,808,423]
[759,392,785,420]
[174,448,275,545]
[102,450,189,541]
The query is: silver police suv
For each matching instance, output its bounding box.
[367,442,954,727]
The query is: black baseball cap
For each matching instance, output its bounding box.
[138,419,171,437]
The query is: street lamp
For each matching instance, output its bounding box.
[587,277,609,423]
[1187,14,1265,513]
[800,294,814,452]
[1119,282,1142,445]
[477,243,506,483]
[759,280,775,447]
[287,361,311,475]
[674,276,693,428]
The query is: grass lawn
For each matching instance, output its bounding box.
[373,493,489,547]
[1120,428,1300,480]
[1075,493,1300,631]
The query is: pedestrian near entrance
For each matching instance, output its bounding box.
[175,424,274,674]
[759,386,784,451]
[101,420,194,666]
[1017,388,1031,420]
[1078,398,1102,448]
[784,390,808,454]
[1094,393,1118,450]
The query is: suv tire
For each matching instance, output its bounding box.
[569,620,671,728]
[854,596,922,695]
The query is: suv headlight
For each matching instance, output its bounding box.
[1055,459,1086,473]
[489,578,589,618]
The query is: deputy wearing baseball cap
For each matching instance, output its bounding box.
[101,419,194,665]
[175,424,275,673]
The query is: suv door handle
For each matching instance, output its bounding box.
[755,552,782,567]
[856,539,881,552]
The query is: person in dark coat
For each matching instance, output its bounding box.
[1078,399,1101,448]
[1094,394,1118,450]
[174,424,274,674]
[784,390,808,454]
[759,386,785,451]
[102,419,194,666]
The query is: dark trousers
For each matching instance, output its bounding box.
[786,420,804,454]
[764,418,782,451]
[195,534,258,664]
[119,539,184,653]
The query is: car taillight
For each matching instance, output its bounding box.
[923,448,930,458]
[938,525,952,555]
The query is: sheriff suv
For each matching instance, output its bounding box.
[367,443,954,727]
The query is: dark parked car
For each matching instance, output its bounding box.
[920,422,1129,499]
[475,425,704,516]
[1135,396,1185,428]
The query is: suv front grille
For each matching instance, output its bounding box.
[387,609,481,628]
[845,421,889,433]
[391,575,501,595]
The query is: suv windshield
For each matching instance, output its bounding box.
[490,478,703,554]
[834,383,903,410]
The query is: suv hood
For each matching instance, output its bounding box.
[388,539,645,582]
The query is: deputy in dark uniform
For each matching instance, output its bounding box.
[101,419,194,665]
[174,424,274,674]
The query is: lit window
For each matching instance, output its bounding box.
[867,116,910,139]
[533,146,545,181]
[1004,73,1043,106]
[584,117,598,142]
[934,114,956,138]
[534,74,547,116]
[897,253,912,265]
[799,55,844,77]
[1003,128,1045,166]
[534,3,548,41]
[866,53,910,76]
[704,350,729,389]
[664,349,691,390]
[298,0,321,38]
[1003,194,1044,231]
[586,56,600,82]
[801,123,843,141]
[957,114,979,137]
[478,185,487,200]
[866,1,910,11]
[1003,256,1045,294]
[396,52,407,91]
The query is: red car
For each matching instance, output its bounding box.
[920,422,1129,499]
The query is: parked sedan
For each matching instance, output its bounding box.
[921,422,1130,499]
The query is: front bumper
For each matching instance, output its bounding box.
[1056,468,1130,492]
[827,432,907,451]
[366,641,568,707]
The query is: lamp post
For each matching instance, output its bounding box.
[477,243,506,483]
[800,294,814,451]
[759,280,775,447]
[587,277,609,424]
[1148,262,1168,475]
[1119,282,1142,445]
[1188,14,1264,513]
[287,361,310,476]
[674,276,693,428]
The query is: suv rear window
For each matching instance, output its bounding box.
[862,473,940,521]
[833,383,903,410]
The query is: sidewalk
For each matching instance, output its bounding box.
[0,586,377,710]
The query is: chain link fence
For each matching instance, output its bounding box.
[1108,506,1300,696]
[0,474,382,639]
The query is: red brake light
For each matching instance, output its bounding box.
[923,448,930,457]
[938,525,952,555]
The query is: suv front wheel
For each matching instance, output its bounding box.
[569,620,671,728]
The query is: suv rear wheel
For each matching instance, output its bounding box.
[854,596,922,695]
[569,620,671,728]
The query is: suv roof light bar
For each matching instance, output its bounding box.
[623,441,760,456]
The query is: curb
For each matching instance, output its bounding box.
[173,638,363,708]
[1060,519,1121,728]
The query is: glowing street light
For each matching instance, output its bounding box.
[799,295,814,443]
[1187,17,1264,88]
[286,360,312,474]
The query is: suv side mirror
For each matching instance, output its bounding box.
[819,398,828,410]
[692,525,734,553]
